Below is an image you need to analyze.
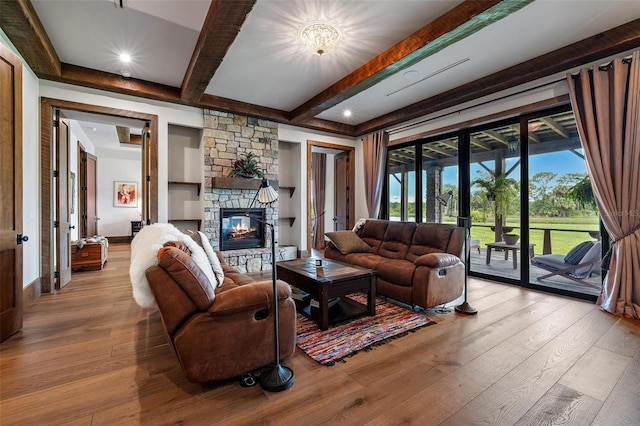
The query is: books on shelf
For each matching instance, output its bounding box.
[310,297,340,309]
[290,287,311,308]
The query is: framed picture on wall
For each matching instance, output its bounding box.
[114,181,138,208]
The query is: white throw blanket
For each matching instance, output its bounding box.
[129,223,216,308]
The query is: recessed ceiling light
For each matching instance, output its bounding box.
[119,53,131,63]
[343,110,352,117]
[403,70,418,79]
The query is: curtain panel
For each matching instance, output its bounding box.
[566,50,640,319]
[312,152,327,249]
[362,131,389,219]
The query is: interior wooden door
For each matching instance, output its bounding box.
[85,153,98,236]
[334,152,349,231]
[0,44,24,341]
[56,113,72,289]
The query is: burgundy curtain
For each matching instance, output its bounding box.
[312,152,326,249]
[363,131,389,218]
[566,50,640,319]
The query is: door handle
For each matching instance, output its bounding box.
[70,225,76,229]
[17,234,29,245]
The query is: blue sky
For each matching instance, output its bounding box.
[390,150,587,202]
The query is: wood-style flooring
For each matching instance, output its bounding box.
[1,243,639,425]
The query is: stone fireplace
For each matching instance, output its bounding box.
[219,208,265,251]
[202,109,282,272]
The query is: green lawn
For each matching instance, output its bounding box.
[465,216,599,255]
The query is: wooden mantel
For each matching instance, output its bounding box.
[212,176,279,190]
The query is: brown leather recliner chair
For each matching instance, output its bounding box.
[145,243,296,383]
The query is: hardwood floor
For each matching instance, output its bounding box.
[1,243,639,425]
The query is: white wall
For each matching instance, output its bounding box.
[39,81,204,224]
[96,148,142,237]
[278,125,363,251]
[1,32,41,288]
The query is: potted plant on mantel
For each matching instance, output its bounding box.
[229,151,264,179]
[473,171,519,242]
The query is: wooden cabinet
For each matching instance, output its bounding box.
[71,241,107,271]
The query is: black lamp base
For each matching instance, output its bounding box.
[259,364,294,392]
[455,301,478,315]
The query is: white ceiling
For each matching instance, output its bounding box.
[23,0,640,132]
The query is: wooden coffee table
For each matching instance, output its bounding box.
[276,258,376,330]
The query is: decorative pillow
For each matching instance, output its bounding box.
[325,231,372,255]
[564,241,594,265]
[184,229,225,286]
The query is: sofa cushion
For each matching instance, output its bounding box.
[157,246,215,311]
[376,259,416,287]
[406,223,454,262]
[377,222,416,260]
[356,220,388,254]
[325,230,372,255]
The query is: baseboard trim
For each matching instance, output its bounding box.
[23,277,42,305]
[106,236,131,244]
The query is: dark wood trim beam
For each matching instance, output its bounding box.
[0,0,60,76]
[180,0,257,103]
[288,0,531,124]
[199,93,289,123]
[356,19,640,136]
[42,63,183,103]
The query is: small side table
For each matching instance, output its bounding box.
[485,242,535,269]
[131,221,144,240]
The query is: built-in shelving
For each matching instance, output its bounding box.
[168,125,202,231]
[279,186,295,197]
[278,186,295,226]
[168,181,201,196]
[168,219,202,229]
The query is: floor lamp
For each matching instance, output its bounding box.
[455,216,477,315]
[246,178,294,392]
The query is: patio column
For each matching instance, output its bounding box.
[426,166,442,223]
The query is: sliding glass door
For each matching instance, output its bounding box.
[469,122,522,279]
[383,105,602,299]
[526,110,602,296]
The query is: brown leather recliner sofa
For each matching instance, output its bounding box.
[145,242,296,383]
[325,220,465,310]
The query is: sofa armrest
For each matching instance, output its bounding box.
[208,280,292,317]
[414,253,461,268]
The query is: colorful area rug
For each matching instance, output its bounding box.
[296,295,436,365]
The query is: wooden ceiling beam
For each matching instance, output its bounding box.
[423,144,453,157]
[470,136,491,150]
[355,18,640,136]
[482,130,508,145]
[0,0,60,76]
[288,0,530,124]
[540,117,570,138]
[42,63,184,103]
[180,0,256,103]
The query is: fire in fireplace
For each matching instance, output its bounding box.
[220,208,265,251]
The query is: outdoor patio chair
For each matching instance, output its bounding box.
[530,241,602,288]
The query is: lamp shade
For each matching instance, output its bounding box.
[258,180,278,205]
[436,190,453,206]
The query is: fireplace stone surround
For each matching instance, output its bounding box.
[202,109,288,273]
